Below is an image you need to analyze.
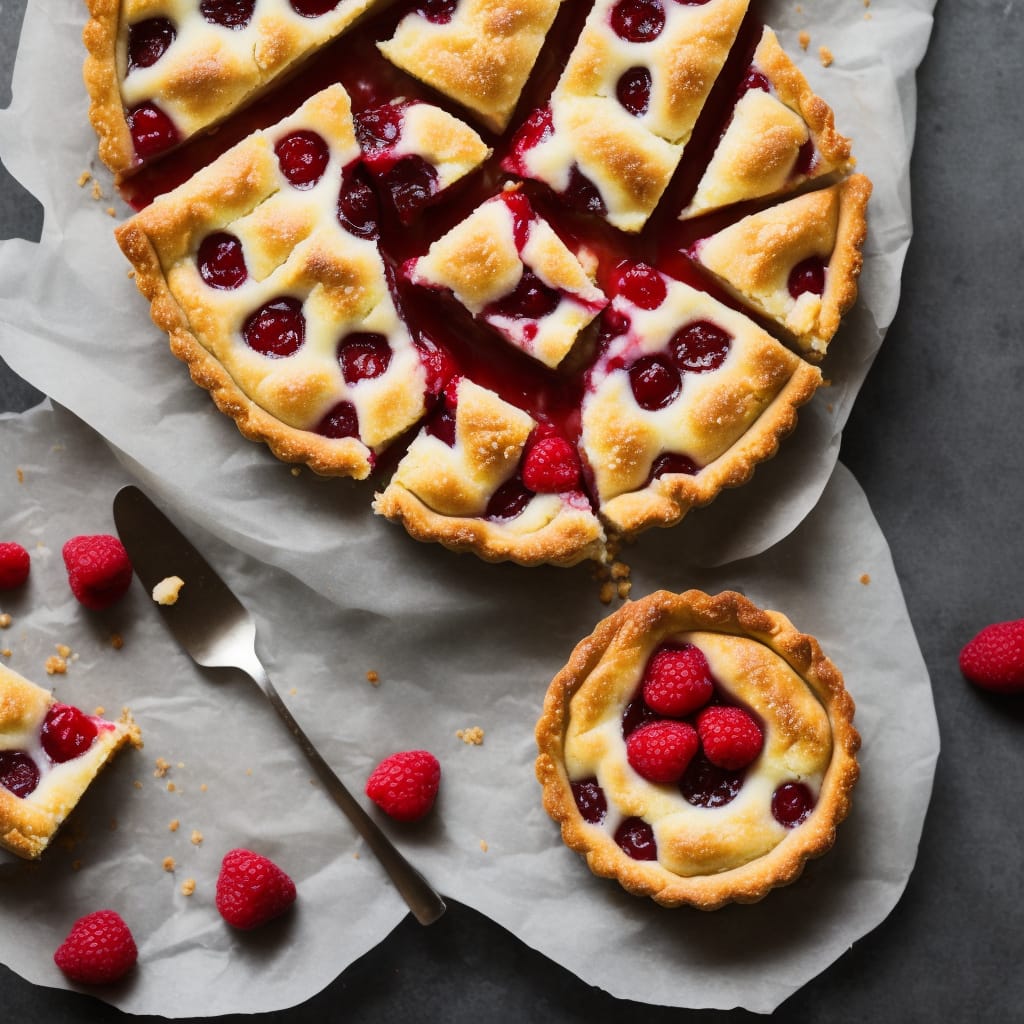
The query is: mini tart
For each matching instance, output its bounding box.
[403,188,608,369]
[689,176,872,359]
[83,0,382,178]
[0,664,141,859]
[377,0,565,134]
[504,0,749,232]
[373,377,605,567]
[680,27,854,220]
[535,589,860,909]
[115,84,429,479]
[580,266,822,535]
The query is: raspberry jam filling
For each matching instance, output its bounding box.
[339,332,393,383]
[615,817,658,860]
[41,704,100,764]
[127,18,176,73]
[616,66,653,118]
[484,271,562,326]
[381,157,440,223]
[0,750,40,798]
[772,780,815,827]
[788,256,827,299]
[570,777,607,824]
[127,102,180,163]
[337,163,380,239]
[416,0,458,25]
[610,0,666,44]
[289,0,341,17]
[243,297,305,357]
[199,0,255,30]
[198,232,248,289]
[275,130,330,189]
[315,400,360,439]
[485,478,533,521]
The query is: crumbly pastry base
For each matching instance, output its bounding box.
[535,590,860,909]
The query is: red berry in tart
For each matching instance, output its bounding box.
[0,541,30,589]
[788,256,827,299]
[198,232,247,290]
[365,749,440,821]
[772,781,815,827]
[274,130,330,189]
[243,297,306,358]
[679,752,744,808]
[41,704,101,764]
[626,719,699,784]
[126,17,175,73]
[53,910,138,985]
[126,101,179,161]
[614,816,657,860]
[669,320,732,373]
[339,332,393,384]
[522,436,581,493]
[0,750,40,798]
[641,643,714,718]
[628,355,681,410]
[616,66,652,117]
[62,535,133,611]
[696,705,764,771]
[485,478,534,521]
[959,618,1024,695]
[570,777,608,824]
[215,848,297,930]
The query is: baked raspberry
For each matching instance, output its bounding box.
[365,749,440,822]
[959,618,1024,695]
[216,848,297,929]
[788,256,827,299]
[612,261,666,310]
[62,535,133,611]
[485,478,533,521]
[641,643,714,717]
[625,719,698,784]
[696,705,764,770]
[314,400,360,440]
[616,66,652,117]
[417,0,458,24]
[243,297,305,358]
[41,704,100,764]
[338,332,392,383]
[0,750,40,798]
[337,163,379,239]
[199,0,254,29]
[610,0,665,44]
[127,18,175,73]
[669,320,732,373]
[53,910,137,985]
[570,777,607,824]
[522,436,581,493]
[647,452,699,482]
[614,816,657,860]
[679,752,743,808]
[628,355,680,411]
[274,130,330,189]
[0,541,30,589]
[197,232,247,290]
[126,101,179,161]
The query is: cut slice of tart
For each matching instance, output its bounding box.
[535,589,859,909]
[115,85,430,479]
[688,176,872,359]
[679,27,853,220]
[354,99,492,224]
[403,189,608,369]
[374,377,605,566]
[83,0,383,178]
[377,0,565,134]
[0,664,141,859]
[580,262,821,535]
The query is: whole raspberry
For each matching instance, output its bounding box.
[215,849,297,930]
[697,706,764,771]
[641,643,715,717]
[625,720,698,784]
[960,619,1024,695]
[62,535,133,610]
[521,436,581,493]
[0,542,30,589]
[365,749,440,821]
[53,910,137,985]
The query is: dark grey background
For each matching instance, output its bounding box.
[2,0,1023,1019]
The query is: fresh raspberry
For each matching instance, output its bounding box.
[625,720,698,784]
[521,435,581,493]
[0,542,30,589]
[215,849,297,930]
[41,704,99,763]
[959,618,1024,694]
[62,535,133,611]
[697,706,764,771]
[641,643,715,717]
[365,749,440,821]
[53,910,137,985]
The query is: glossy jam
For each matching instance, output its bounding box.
[315,400,360,439]
[0,750,40,798]
[616,66,653,117]
[772,781,814,827]
[614,816,658,860]
[275,130,330,189]
[40,704,99,764]
[571,777,608,824]
[199,0,255,29]
[610,0,666,44]
[788,256,827,299]
[243,297,305,357]
[198,232,248,290]
[127,18,176,73]
[339,332,393,383]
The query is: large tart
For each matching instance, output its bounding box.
[102,0,872,567]
[535,590,859,908]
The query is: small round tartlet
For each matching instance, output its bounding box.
[535,590,860,909]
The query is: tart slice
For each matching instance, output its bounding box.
[377,0,565,133]
[403,189,608,369]
[83,0,382,178]
[1,665,141,859]
[535,589,859,909]
[115,85,429,480]
[688,176,872,359]
[580,263,821,535]
[679,28,853,220]
[373,377,605,566]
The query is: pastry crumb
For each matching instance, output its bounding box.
[169,819,180,832]
[200,783,208,793]
[798,30,810,50]
[163,856,176,872]
[94,706,105,716]
[105,206,117,218]
[154,757,171,778]
[859,573,871,585]
[133,780,143,790]
[1,649,11,659]
[353,851,360,860]
[609,561,630,581]
[152,575,185,605]
[288,686,298,696]
[16,468,24,484]
[177,762,185,769]
[45,655,67,675]
[245,768,253,776]
[56,644,72,658]
[617,580,632,600]
[166,781,176,792]
[479,839,489,853]
[819,45,833,67]
[91,180,103,200]
[110,632,124,649]
[77,170,92,187]
[366,670,379,685]
[456,726,485,746]
[598,580,616,605]
[190,829,203,846]
[290,466,302,477]
[181,878,196,896]
[0,613,11,629]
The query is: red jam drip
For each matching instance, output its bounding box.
[485,477,533,521]
[0,750,40,798]
[669,320,732,372]
[414,333,457,398]
[275,130,330,189]
[316,400,360,439]
[416,0,458,24]
[628,355,681,411]
[504,107,554,172]
[565,166,607,216]
[571,778,608,824]
[610,0,665,43]
[612,260,666,310]
[788,256,827,299]
[500,190,534,251]
[616,66,653,117]
[289,0,341,16]
[40,704,100,764]
[738,69,771,97]
[795,138,816,177]
[484,270,561,324]
[243,297,306,357]
[647,452,699,482]
[198,232,248,290]
[337,163,380,239]
[127,102,180,162]
[614,817,658,860]
[679,752,744,808]
[424,406,456,446]
[199,0,255,29]
[621,695,658,738]
[355,103,406,157]
[772,781,814,827]
[382,157,440,223]
[127,18,176,73]
[339,332,393,383]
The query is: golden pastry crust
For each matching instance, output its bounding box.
[0,665,141,859]
[535,589,860,909]
[378,0,564,133]
[391,102,492,189]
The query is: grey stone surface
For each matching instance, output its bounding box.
[2,0,1023,1020]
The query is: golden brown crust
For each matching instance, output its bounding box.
[535,590,860,909]
[82,0,134,178]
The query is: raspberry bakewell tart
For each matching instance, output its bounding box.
[535,590,859,908]
[0,664,141,859]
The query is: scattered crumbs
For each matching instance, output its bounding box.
[819,45,834,68]
[71,859,83,872]
[16,468,24,484]
[479,839,489,853]
[366,670,379,686]
[163,856,176,872]
[152,575,185,606]
[598,580,616,605]
[200,783,208,793]
[169,819,180,832]
[45,655,67,676]
[154,757,171,778]
[57,643,72,659]
[166,781,176,792]
[94,706,105,717]
[288,687,298,696]
[610,561,630,581]
[617,579,632,600]
[127,268,135,279]
[864,0,871,7]
[798,30,810,50]
[77,170,92,188]
[181,878,196,897]
[105,207,117,218]
[1,649,11,659]
[353,851,360,860]
[110,632,124,650]
[133,780,143,790]
[245,768,253,777]
[91,180,103,201]
[859,573,871,586]
[0,613,11,628]
[190,829,203,846]
[456,726,485,746]
[290,466,302,477]
[795,4,802,12]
